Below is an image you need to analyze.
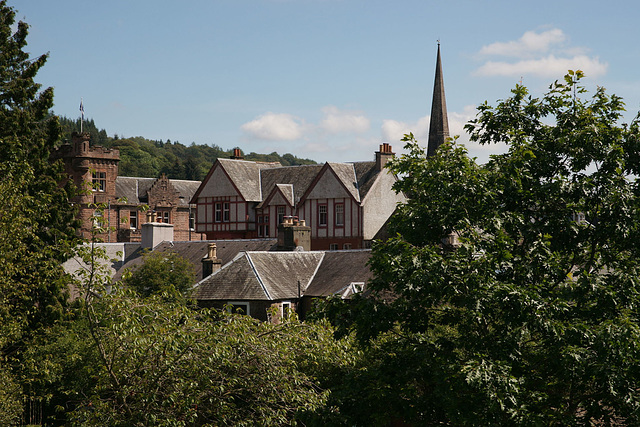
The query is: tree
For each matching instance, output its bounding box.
[331,73,640,425]
[0,2,81,423]
[122,249,197,301]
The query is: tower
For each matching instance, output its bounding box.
[427,43,450,157]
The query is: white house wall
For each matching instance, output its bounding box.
[361,170,406,240]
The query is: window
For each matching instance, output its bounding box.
[157,211,170,223]
[282,302,292,320]
[215,202,222,222]
[318,204,327,227]
[343,243,351,250]
[227,302,250,316]
[335,203,344,226]
[329,243,338,251]
[257,215,269,237]
[130,210,138,229]
[92,171,106,192]
[277,206,286,225]
[223,202,230,222]
[189,211,195,230]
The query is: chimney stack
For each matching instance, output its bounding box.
[141,221,174,249]
[230,148,244,160]
[375,143,394,171]
[277,216,311,251]
[202,242,222,279]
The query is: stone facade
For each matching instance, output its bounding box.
[53,132,204,242]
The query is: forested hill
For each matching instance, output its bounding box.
[58,116,317,181]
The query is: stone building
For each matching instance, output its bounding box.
[53,132,204,242]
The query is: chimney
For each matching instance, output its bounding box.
[375,143,395,171]
[230,148,244,160]
[202,242,222,279]
[277,216,311,251]
[141,221,174,249]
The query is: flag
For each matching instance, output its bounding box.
[80,99,84,115]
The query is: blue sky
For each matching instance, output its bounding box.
[15,0,640,163]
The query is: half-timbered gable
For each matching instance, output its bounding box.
[297,162,363,250]
[192,145,402,247]
[191,159,280,238]
[256,165,323,238]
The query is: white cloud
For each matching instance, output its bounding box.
[321,106,370,134]
[478,29,565,58]
[475,55,608,78]
[474,29,608,79]
[241,112,305,141]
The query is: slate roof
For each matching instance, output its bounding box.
[352,161,380,200]
[217,159,281,202]
[116,177,156,204]
[113,239,277,282]
[193,249,372,302]
[327,162,360,202]
[115,177,201,205]
[193,251,324,301]
[258,164,323,208]
[304,250,373,297]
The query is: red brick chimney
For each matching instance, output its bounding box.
[375,143,394,171]
[230,148,244,160]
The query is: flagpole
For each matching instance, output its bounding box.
[80,98,84,133]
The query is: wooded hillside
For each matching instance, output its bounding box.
[58,116,317,180]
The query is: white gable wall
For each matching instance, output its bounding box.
[361,170,406,240]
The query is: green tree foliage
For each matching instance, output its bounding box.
[0,2,81,423]
[27,276,354,425]
[122,249,197,301]
[323,73,640,425]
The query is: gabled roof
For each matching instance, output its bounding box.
[258,164,323,208]
[115,176,201,206]
[193,249,373,302]
[218,159,281,202]
[115,177,156,204]
[193,251,325,301]
[352,161,380,200]
[113,239,277,282]
[327,162,360,202]
[191,158,281,203]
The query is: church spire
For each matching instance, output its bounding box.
[427,42,450,157]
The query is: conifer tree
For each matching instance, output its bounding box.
[0,2,80,421]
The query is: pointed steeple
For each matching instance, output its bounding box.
[427,42,450,157]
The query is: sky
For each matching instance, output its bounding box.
[14,0,640,164]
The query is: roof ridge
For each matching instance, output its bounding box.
[246,252,272,300]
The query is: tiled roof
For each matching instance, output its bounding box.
[352,161,380,200]
[258,164,323,207]
[114,176,201,205]
[115,177,156,204]
[193,251,324,301]
[304,250,373,297]
[193,249,372,302]
[327,163,360,202]
[218,159,281,202]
